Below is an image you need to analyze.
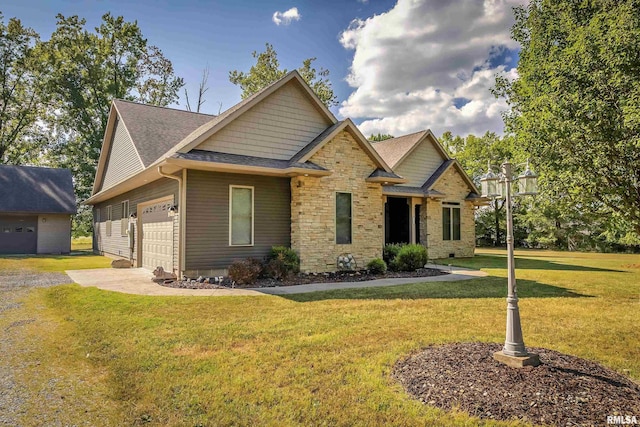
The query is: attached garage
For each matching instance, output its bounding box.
[0,165,75,254]
[139,198,175,271]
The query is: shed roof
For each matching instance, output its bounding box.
[0,165,76,214]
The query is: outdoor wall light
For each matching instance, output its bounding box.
[168,206,178,217]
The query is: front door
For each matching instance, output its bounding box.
[385,197,410,244]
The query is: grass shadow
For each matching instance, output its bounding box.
[435,254,625,273]
[280,277,593,303]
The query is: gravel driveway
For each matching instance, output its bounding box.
[0,269,73,426]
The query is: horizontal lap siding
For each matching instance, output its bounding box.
[395,141,446,187]
[94,178,178,269]
[194,81,330,160]
[185,170,290,270]
[101,118,143,191]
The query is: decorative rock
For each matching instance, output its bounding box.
[111,259,132,269]
[152,266,177,282]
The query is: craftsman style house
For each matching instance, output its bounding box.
[86,71,482,275]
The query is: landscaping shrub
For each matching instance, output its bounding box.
[267,246,300,274]
[366,258,387,274]
[383,243,405,266]
[392,244,428,272]
[228,258,263,285]
[265,256,289,280]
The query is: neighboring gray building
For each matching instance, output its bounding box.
[0,165,75,254]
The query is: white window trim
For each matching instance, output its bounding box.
[442,203,461,241]
[335,191,353,245]
[106,205,113,237]
[121,200,129,236]
[229,185,255,247]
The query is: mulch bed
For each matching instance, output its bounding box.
[393,342,640,427]
[160,268,447,289]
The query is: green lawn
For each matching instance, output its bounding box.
[2,249,638,426]
[71,235,93,251]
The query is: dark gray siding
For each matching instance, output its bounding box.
[185,170,291,271]
[94,178,179,269]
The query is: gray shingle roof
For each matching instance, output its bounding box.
[382,185,445,197]
[0,165,76,214]
[289,120,345,163]
[173,150,327,171]
[370,131,427,168]
[368,169,404,180]
[113,100,215,167]
[422,159,455,190]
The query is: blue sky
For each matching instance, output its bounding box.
[2,0,524,137]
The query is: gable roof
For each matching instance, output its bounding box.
[113,100,215,167]
[157,70,338,162]
[289,119,401,179]
[371,131,427,168]
[422,159,480,195]
[371,129,449,168]
[0,165,76,214]
[91,70,339,199]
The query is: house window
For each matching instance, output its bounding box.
[336,192,352,244]
[106,205,112,237]
[443,204,461,241]
[229,185,254,246]
[121,200,129,236]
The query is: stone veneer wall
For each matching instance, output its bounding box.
[420,167,475,259]
[291,130,384,272]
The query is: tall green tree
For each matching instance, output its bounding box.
[369,133,394,142]
[440,131,526,246]
[229,43,338,107]
[495,0,640,236]
[0,14,45,165]
[38,13,183,200]
[37,13,183,235]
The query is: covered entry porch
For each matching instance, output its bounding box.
[383,187,445,246]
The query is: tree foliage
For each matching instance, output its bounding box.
[369,133,394,142]
[0,14,44,165]
[37,13,184,202]
[229,43,337,107]
[495,0,640,235]
[440,131,526,246]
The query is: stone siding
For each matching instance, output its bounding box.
[291,131,384,272]
[421,167,475,259]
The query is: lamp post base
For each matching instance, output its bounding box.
[493,350,540,368]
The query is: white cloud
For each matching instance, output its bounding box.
[272,7,301,26]
[339,0,525,137]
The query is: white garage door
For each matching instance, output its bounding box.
[141,200,174,272]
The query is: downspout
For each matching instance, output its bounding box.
[158,165,184,276]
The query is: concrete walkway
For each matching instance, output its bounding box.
[65,264,487,297]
